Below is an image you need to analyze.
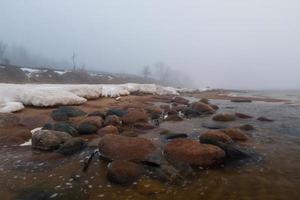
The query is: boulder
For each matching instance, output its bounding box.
[43,122,79,136]
[172,97,189,105]
[199,130,233,144]
[235,113,253,119]
[212,113,236,122]
[97,125,119,136]
[79,116,103,129]
[257,117,274,122]
[189,102,215,114]
[98,134,156,161]
[77,123,98,135]
[0,113,20,127]
[88,110,107,118]
[121,108,148,124]
[164,139,225,167]
[32,130,72,151]
[51,106,86,121]
[106,108,128,117]
[107,160,144,185]
[104,115,122,126]
[57,138,86,155]
[222,128,248,142]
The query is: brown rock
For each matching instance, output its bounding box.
[80,116,103,128]
[98,134,156,161]
[199,98,209,104]
[222,128,249,142]
[172,97,189,105]
[104,115,122,126]
[164,139,225,167]
[200,130,233,143]
[121,108,148,124]
[190,102,215,114]
[238,124,255,131]
[133,122,156,130]
[97,125,119,136]
[165,114,183,121]
[235,113,253,119]
[257,117,274,122]
[212,113,236,122]
[107,160,144,185]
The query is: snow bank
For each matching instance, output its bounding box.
[0,83,181,113]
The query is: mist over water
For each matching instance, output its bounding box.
[1,0,300,89]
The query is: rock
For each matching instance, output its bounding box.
[32,130,72,151]
[189,102,215,114]
[43,122,79,136]
[172,97,189,105]
[98,134,156,161]
[57,138,86,155]
[121,108,148,124]
[77,123,98,135]
[235,113,253,119]
[210,104,219,110]
[97,125,119,136]
[257,117,274,122]
[202,122,229,129]
[80,116,103,129]
[51,106,86,121]
[165,107,178,115]
[165,114,183,121]
[165,133,188,140]
[148,107,163,119]
[231,99,252,103]
[88,110,107,118]
[133,122,156,130]
[164,139,225,167]
[199,98,209,104]
[212,113,236,122]
[121,130,138,137]
[106,108,128,117]
[104,115,122,126]
[222,128,249,142]
[238,124,255,131]
[0,113,20,127]
[199,130,233,144]
[107,160,144,185]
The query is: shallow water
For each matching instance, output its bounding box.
[0,99,300,200]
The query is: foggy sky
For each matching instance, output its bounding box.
[1,0,300,89]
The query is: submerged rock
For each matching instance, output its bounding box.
[106,108,128,117]
[77,123,98,134]
[238,124,255,131]
[51,106,86,121]
[97,125,119,136]
[98,134,156,161]
[57,138,86,155]
[32,130,72,151]
[43,122,79,136]
[235,113,253,119]
[164,133,188,140]
[164,139,225,167]
[212,113,236,122]
[257,116,274,122]
[202,122,229,130]
[79,116,103,129]
[121,108,148,124]
[104,115,122,126]
[231,99,252,103]
[222,128,249,142]
[189,102,215,114]
[107,160,144,185]
[199,130,233,144]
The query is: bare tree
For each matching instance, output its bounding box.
[0,41,7,63]
[142,65,151,79]
[154,62,171,85]
[72,52,77,71]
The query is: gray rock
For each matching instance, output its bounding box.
[57,138,86,155]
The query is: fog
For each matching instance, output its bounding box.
[1,0,300,89]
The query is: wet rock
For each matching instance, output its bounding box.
[121,108,148,124]
[235,113,253,119]
[231,99,252,103]
[51,106,86,121]
[107,160,144,185]
[199,130,233,144]
[183,108,202,117]
[79,116,103,129]
[43,122,79,136]
[32,130,72,151]
[57,138,86,155]
[202,122,229,129]
[222,128,249,142]
[164,139,225,167]
[98,134,156,161]
[121,130,138,137]
[189,102,215,114]
[88,110,107,118]
[199,98,209,104]
[165,114,183,121]
[77,123,98,134]
[172,96,189,105]
[97,125,119,136]
[104,115,122,126]
[148,107,163,119]
[212,113,236,122]
[133,122,156,130]
[107,108,128,117]
[257,116,274,122]
[165,133,188,140]
[238,124,255,131]
[0,113,20,127]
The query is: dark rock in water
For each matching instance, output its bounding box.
[98,134,156,161]
[165,114,183,121]
[199,130,233,144]
[172,96,189,105]
[213,113,236,122]
[165,133,188,140]
[43,122,79,136]
[88,110,107,118]
[238,124,255,131]
[257,116,274,122]
[231,99,252,103]
[202,122,229,129]
[0,113,20,127]
[149,107,163,119]
[32,130,72,151]
[164,139,225,167]
[121,108,148,124]
[107,108,128,117]
[97,125,119,136]
[133,122,156,130]
[57,138,86,155]
[51,106,86,121]
[78,123,98,134]
[222,128,249,142]
[79,116,103,129]
[235,113,253,119]
[183,107,201,117]
[104,115,122,126]
[107,160,144,185]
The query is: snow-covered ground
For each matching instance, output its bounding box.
[0,83,183,113]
